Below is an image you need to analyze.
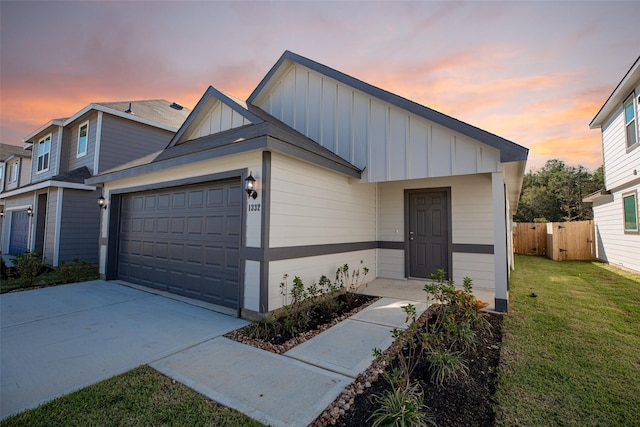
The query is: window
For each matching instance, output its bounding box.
[623,92,637,149]
[77,121,88,157]
[8,161,19,183]
[37,134,51,172]
[623,191,638,233]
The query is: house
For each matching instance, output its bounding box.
[585,56,640,273]
[87,51,528,317]
[0,100,190,265]
[1,143,32,251]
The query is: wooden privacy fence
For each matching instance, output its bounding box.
[513,220,595,261]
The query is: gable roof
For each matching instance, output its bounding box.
[590,56,640,129]
[24,99,191,143]
[0,143,29,161]
[168,86,263,147]
[87,102,361,185]
[249,51,528,163]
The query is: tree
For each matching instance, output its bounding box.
[514,159,604,222]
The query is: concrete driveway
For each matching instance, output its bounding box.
[0,280,247,420]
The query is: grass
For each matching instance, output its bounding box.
[1,365,264,427]
[0,262,100,293]
[495,255,640,426]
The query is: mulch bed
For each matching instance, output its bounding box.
[224,293,379,354]
[226,292,503,426]
[313,311,503,427]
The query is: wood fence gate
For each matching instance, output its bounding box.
[513,220,595,261]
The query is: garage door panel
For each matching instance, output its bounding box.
[118,179,240,308]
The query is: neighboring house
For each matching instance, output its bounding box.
[87,51,528,317]
[0,100,190,265]
[585,56,640,273]
[0,143,32,251]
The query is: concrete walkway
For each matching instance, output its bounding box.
[1,281,427,426]
[151,298,428,426]
[0,281,247,420]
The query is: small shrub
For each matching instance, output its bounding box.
[425,346,469,387]
[369,381,435,427]
[56,258,99,283]
[335,261,369,304]
[12,251,44,285]
[244,316,282,341]
[0,256,7,280]
[423,270,490,352]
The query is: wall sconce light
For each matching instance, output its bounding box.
[0,210,4,217]
[97,196,108,210]
[27,207,33,216]
[245,173,258,199]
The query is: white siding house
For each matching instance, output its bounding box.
[88,52,528,317]
[585,56,640,273]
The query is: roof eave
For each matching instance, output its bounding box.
[249,51,529,163]
[590,56,640,129]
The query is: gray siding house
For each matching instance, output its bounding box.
[1,143,32,252]
[88,51,528,317]
[0,100,190,265]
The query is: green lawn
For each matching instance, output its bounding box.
[1,366,264,427]
[3,255,638,426]
[495,255,640,426]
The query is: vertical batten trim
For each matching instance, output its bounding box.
[492,171,508,312]
[93,112,103,174]
[406,115,411,179]
[53,187,63,266]
[55,126,63,176]
[259,151,272,312]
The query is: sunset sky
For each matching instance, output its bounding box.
[1,1,638,171]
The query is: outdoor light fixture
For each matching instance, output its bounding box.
[97,196,108,210]
[245,173,258,199]
[27,207,33,216]
[0,211,4,217]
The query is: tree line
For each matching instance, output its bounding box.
[514,159,604,223]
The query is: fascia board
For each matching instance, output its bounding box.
[590,56,640,129]
[68,104,179,132]
[23,119,66,142]
[249,51,528,163]
[0,180,96,199]
[168,86,264,148]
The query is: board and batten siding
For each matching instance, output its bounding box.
[592,184,640,272]
[58,189,101,264]
[65,113,99,174]
[254,63,502,183]
[600,81,640,191]
[268,250,376,311]
[98,114,174,175]
[269,152,376,247]
[30,127,61,183]
[183,98,251,142]
[377,174,496,288]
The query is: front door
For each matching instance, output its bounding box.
[407,190,449,278]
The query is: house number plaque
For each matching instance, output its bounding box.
[248,203,261,212]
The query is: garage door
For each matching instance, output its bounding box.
[117,180,241,308]
[9,211,30,255]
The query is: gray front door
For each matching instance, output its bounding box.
[117,180,242,308]
[407,190,449,278]
[9,211,29,255]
